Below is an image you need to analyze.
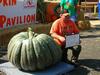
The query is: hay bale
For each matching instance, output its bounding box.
[0,23,52,48]
[78,20,91,30]
[77,9,91,30]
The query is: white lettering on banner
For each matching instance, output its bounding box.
[0,0,16,7]
[0,14,35,28]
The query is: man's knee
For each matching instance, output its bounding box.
[77,45,82,52]
[73,45,81,52]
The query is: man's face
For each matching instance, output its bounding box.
[61,14,70,21]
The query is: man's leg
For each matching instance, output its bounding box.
[71,45,81,63]
[61,47,76,65]
[61,47,68,62]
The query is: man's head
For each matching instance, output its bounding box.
[60,13,70,21]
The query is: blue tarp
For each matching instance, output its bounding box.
[0,62,74,75]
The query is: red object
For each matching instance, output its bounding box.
[46,3,58,22]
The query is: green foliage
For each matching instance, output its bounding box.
[37,0,47,23]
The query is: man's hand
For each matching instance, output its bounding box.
[59,36,66,43]
[51,33,66,45]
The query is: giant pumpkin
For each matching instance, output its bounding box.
[7,27,62,71]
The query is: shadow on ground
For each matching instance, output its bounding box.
[0,52,8,64]
[79,59,100,71]
[0,59,8,64]
[69,59,100,75]
[94,25,100,28]
[80,34,100,38]
[69,66,90,75]
[80,27,100,39]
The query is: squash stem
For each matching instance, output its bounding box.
[28,27,33,39]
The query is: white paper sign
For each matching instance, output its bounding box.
[65,34,80,48]
[0,0,37,29]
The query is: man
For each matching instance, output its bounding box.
[50,13,81,66]
[60,0,78,22]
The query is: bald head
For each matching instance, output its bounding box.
[60,13,70,21]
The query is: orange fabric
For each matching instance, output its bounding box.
[50,18,79,46]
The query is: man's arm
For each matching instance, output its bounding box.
[50,19,65,45]
[51,33,65,43]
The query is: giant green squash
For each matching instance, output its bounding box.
[7,27,62,71]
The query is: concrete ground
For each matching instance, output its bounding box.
[0,20,100,75]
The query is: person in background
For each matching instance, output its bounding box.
[98,0,100,19]
[50,13,81,67]
[60,0,78,22]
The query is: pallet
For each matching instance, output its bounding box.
[0,62,74,75]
